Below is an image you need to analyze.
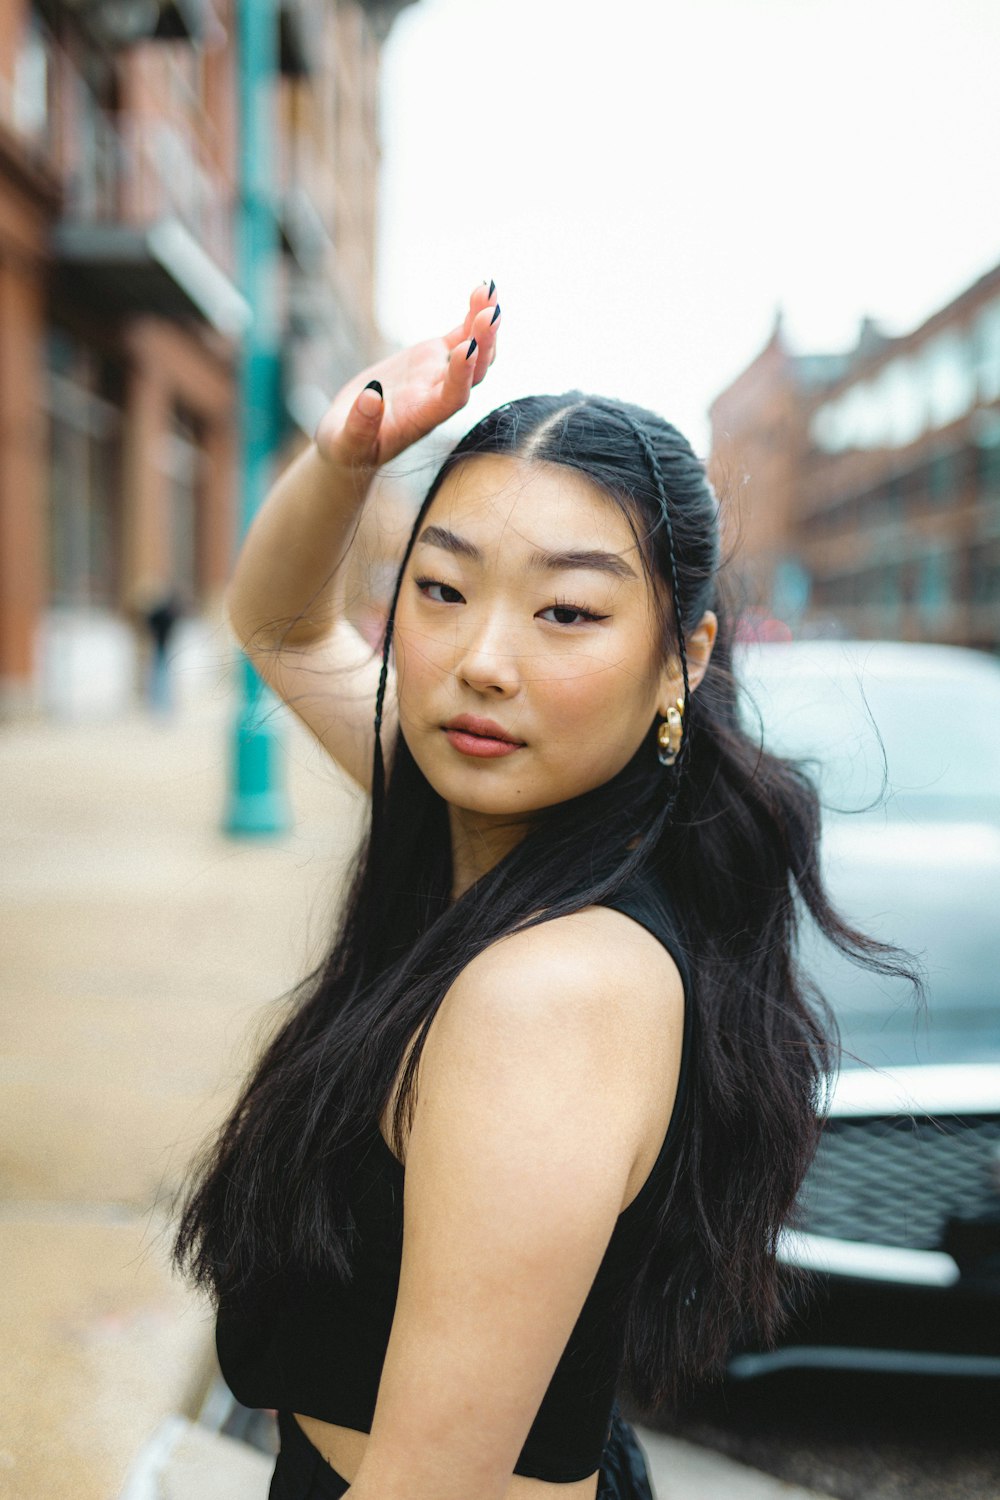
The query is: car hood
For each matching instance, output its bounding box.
[796,814,1000,1069]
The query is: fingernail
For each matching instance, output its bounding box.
[490,303,501,326]
[357,380,383,417]
[488,279,496,298]
[466,338,478,361]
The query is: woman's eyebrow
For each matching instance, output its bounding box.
[529,546,638,581]
[416,525,481,562]
[415,524,637,581]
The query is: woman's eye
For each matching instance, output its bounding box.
[538,601,608,627]
[415,577,464,604]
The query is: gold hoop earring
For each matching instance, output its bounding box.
[656,697,684,767]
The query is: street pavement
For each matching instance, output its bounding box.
[0,670,835,1500]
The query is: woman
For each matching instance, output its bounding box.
[173,283,922,1500]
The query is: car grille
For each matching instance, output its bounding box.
[795,1114,1000,1250]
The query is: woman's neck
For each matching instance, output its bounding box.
[447,804,531,902]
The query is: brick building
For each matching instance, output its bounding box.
[708,263,1000,654]
[0,0,412,718]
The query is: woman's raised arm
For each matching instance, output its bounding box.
[223,282,501,791]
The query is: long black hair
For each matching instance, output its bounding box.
[172,393,925,1406]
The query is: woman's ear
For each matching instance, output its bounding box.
[657,609,718,711]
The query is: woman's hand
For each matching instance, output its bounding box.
[314,282,501,473]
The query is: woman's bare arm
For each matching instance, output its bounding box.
[346,909,685,1500]
[223,436,396,791]
[224,283,502,791]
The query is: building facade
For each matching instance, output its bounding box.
[708,265,1000,654]
[0,0,412,718]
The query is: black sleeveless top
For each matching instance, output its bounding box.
[215,867,695,1482]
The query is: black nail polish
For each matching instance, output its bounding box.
[490,303,501,326]
[488,279,496,298]
[466,338,478,360]
[364,379,383,397]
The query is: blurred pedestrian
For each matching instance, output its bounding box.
[173,283,923,1500]
[143,587,184,716]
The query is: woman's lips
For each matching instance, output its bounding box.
[442,728,524,759]
[442,714,525,758]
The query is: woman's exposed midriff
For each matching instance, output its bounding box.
[291,1413,602,1500]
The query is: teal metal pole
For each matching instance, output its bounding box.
[224,0,292,836]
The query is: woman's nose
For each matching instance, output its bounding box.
[455,613,521,694]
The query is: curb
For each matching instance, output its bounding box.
[118,1415,273,1500]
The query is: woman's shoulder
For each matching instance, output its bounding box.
[476,867,687,993]
[593,874,693,994]
[413,904,686,1211]
[435,900,685,1073]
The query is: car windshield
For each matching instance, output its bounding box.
[733,643,1000,818]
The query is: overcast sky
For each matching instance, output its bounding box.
[376,0,1000,457]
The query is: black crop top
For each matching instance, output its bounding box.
[215,868,695,1482]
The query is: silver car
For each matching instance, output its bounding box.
[731,638,1000,1378]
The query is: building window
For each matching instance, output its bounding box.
[916,550,952,624]
[974,297,1000,404]
[922,330,976,430]
[843,382,877,450]
[66,49,121,222]
[968,542,1000,606]
[878,564,903,609]
[876,356,926,448]
[810,403,841,453]
[12,6,52,147]
[809,340,975,455]
[865,484,895,534]
[974,542,1000,604]
[885,475,905,521]
[978,436,1000,497]
[927,449,957,504]
[45,330,124,609]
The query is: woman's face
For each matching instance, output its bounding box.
[392,454,680,826]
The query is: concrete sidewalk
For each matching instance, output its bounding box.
[0,679,835,1500]
[1,680,368,1499]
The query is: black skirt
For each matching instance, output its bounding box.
[268,1405,655,1499]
